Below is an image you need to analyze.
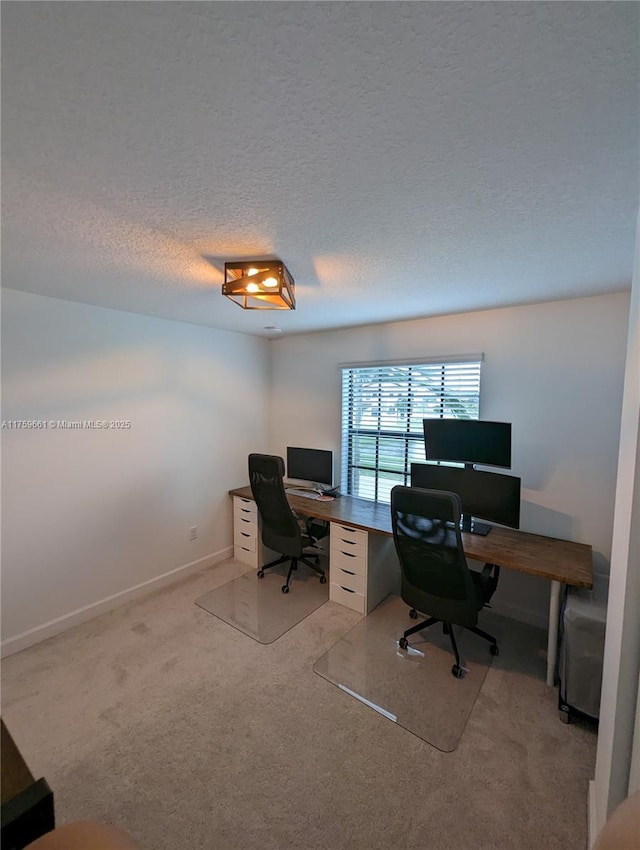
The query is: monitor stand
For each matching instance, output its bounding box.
[460,514,492,536]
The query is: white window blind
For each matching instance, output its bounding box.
[341,359,482,503]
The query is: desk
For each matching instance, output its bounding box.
[229,487,593,685]
[1,719,55,849]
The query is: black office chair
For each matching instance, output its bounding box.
[390,485,500,678]
[248,453,329,594]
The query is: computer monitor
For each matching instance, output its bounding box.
[286,447,334,490]
[410,462,521,535]
[423,419,512,469]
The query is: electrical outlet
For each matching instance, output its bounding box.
[189,526,197,541]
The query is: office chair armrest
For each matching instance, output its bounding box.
[305,518,329,542]
[480,562,501,601]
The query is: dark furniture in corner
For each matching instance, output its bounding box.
[248,453,329,594]
[1,719,55,850]
[390,485,501,678]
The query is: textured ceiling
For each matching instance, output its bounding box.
[2,2,638,337]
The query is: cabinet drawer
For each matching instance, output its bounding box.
[331,546,366,577]
[234,527,257,552]
[330,582,366,614]
[234,515,257,537]
[331,567,365,595]
[233,496,257,519]
[235,545,257,567]
[330,524,367,557]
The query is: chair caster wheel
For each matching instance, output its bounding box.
[399,637,408,650]
[281,585,290,594]
[451,664,465,679]
[257,570,264,579]
[409,609,418,620]
[490,644,499,656]
[319,575,327,584]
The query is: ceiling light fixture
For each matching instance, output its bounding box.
[222,260,295,310]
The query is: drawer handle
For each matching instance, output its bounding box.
[340,586,355,594]
[341,539,357,547]
[341,527,359,535]
[339,551,356,559]
[240,532,251,538]
[340,569,356,576]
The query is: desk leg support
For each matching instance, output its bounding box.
[546,580,563,686]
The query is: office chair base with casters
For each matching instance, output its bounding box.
[398,612,499,678]
[257,552,327,594]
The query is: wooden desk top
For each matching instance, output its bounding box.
[230,487,593,588]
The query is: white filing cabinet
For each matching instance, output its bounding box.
[233,495,281,569]
[329,522,398,614]
[233,496,260,567]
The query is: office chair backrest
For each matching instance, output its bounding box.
[248,453,302,556]
[390,485,480,628]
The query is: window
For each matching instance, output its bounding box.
[341,358,482,503]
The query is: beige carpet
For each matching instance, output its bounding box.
[1,558,597,850]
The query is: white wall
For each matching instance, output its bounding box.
[593,214,640,834]
[268,293,630,628]
[0,288,631,652]
[1,288,269,654]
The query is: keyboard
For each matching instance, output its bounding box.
[286,488,322,500]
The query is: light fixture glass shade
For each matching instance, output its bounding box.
[222,260,296,310]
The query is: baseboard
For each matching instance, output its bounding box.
[588,779,597,848]
[489,599,548,631]
[0,546,233,658]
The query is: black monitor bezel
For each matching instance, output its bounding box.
[410,462,521,530]
[423,419,512,469]
[286,446,334,488]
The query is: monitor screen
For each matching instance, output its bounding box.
[410,462,521,530]
[423,419,512,469]
[286,447,334,487]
